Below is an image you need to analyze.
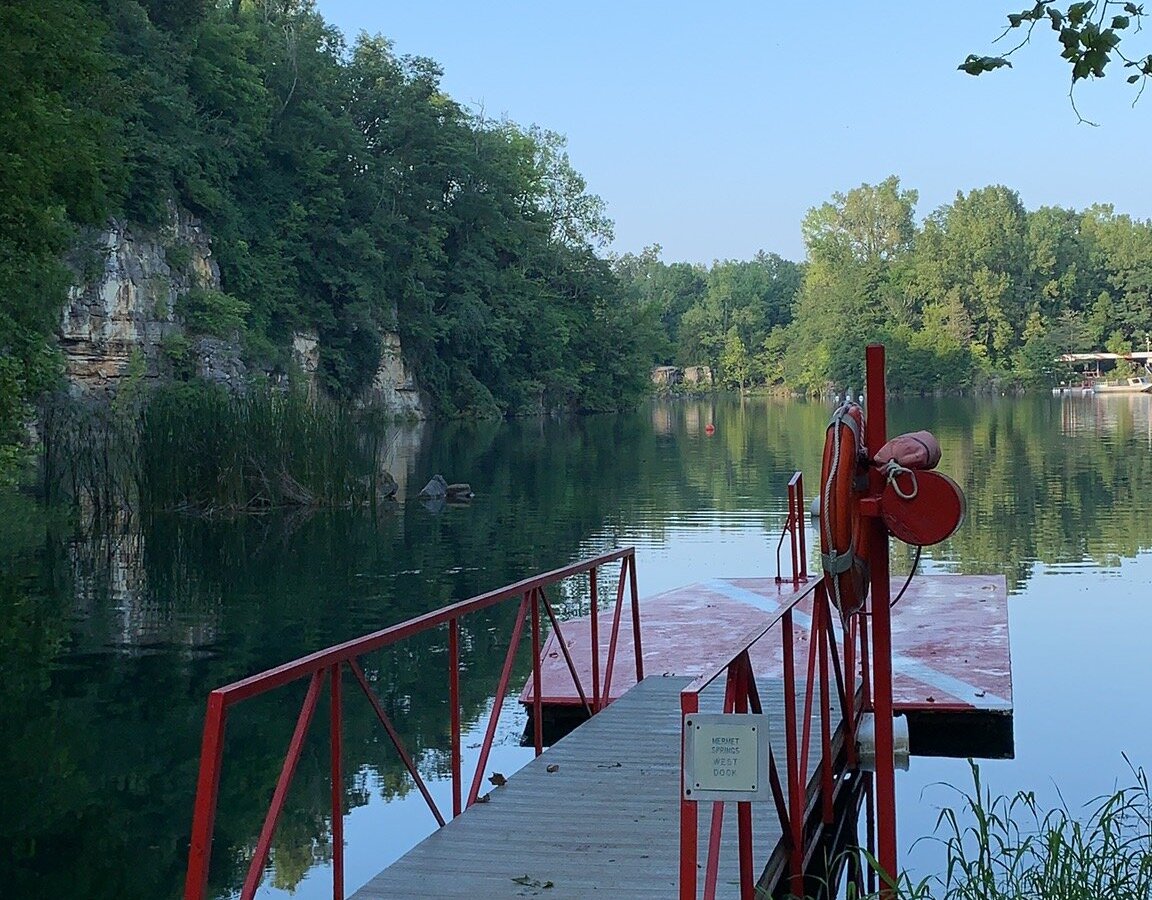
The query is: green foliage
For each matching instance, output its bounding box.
[163,242,191,274]
[44,384,392,516]
[1,0,655,469]
[846,759,1152,899]
[753,180,1152,396]
[965,2,1152,114]
[158,332,194,380]
[0,0,122,478]
[177,288,250,337]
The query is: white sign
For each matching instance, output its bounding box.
[682,713,772,802]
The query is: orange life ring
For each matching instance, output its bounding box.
[819,402,869,617]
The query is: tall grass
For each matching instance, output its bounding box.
[44,384,395,518]
[843,759,1152,900]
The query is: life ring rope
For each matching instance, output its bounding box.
[820,402,868,616]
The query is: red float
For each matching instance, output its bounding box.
[880,469,966,547]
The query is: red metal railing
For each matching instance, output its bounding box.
[183,548,642,900]
[678,475,870,899]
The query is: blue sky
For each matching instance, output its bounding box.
[315,1,1152,264]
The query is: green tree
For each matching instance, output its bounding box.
[720,328,752,392]
[0,0,123,474]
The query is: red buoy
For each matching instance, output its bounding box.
[705,423,715,435]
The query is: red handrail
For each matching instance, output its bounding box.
[678,475,868,899]
[184,548,642,900]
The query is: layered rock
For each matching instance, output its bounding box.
[61,205,219,390]
[368,331,424,418]
[60,206,425,416]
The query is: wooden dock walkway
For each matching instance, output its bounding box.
[352,676,833,899]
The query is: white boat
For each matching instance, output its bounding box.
[1091,376,1152,394]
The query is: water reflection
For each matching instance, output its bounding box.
[3,394,1152,898]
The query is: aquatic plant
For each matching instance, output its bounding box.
[44,384,395,518]
[839,758,1152,900]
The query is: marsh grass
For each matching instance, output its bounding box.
[837,759,1152,900]
[45,384,394,518]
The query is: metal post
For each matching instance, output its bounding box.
[679,693,700,900]
[330,663,344,900]
[531,590,544,755]
[590,568,601,713]
[184,692,228,900]
[865,343,898,889]
[628,553,644,683]
[782,609,803,896]
[449,618,462,818]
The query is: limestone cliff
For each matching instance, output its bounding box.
[59,206,426,417]
[368,331,424,418]
[61,205,214,389]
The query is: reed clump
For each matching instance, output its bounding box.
[845,758,1152,900]
[45,384,395,517]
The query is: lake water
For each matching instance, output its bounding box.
[3,392,1151,898]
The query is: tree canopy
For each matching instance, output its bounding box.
[615,178,1152,395]
[0,0,658,474]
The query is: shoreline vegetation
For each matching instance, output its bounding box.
[840,760,1152,900]
[6,4,1152,482]
[41,384,397,520]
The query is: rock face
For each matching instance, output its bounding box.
[369,331,425,418]
[60,205,239,391]
[59,206,425,415]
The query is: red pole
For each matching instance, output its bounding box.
[628,553,644,683]
[601,562,629,703]
[184,692,228,900]
[590,568,601,713]
[531,590,544,755]
[796,473,808,580]
[844,610,857,769]
[349,661,445,827]
[449,618,462,818]
[467,597,529,807]
[788,479,800,582]
[242,670,326,899]
[781,609,803,896]
[818,599,834,825]
[679,692,700,900]
[865,343,898,889]
[330,663,344,900]
[735,657,754,900]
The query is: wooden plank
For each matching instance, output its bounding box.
[352,676,831,899]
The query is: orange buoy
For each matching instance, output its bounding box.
[819,402,869,617]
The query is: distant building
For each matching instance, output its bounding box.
[651,366,681,386]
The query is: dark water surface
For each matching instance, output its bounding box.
[3,393,1152,898]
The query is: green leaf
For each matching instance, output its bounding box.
[1127,72,1141,82]
[1068,2,1094,26]
[1112,14,1131,28]
[1059,26,1081,49]
[957,55,1013,75]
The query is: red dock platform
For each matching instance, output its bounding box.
[522,574,1012,758]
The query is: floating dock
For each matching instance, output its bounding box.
[522,575,1012,759]
[352,574,1010,897]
